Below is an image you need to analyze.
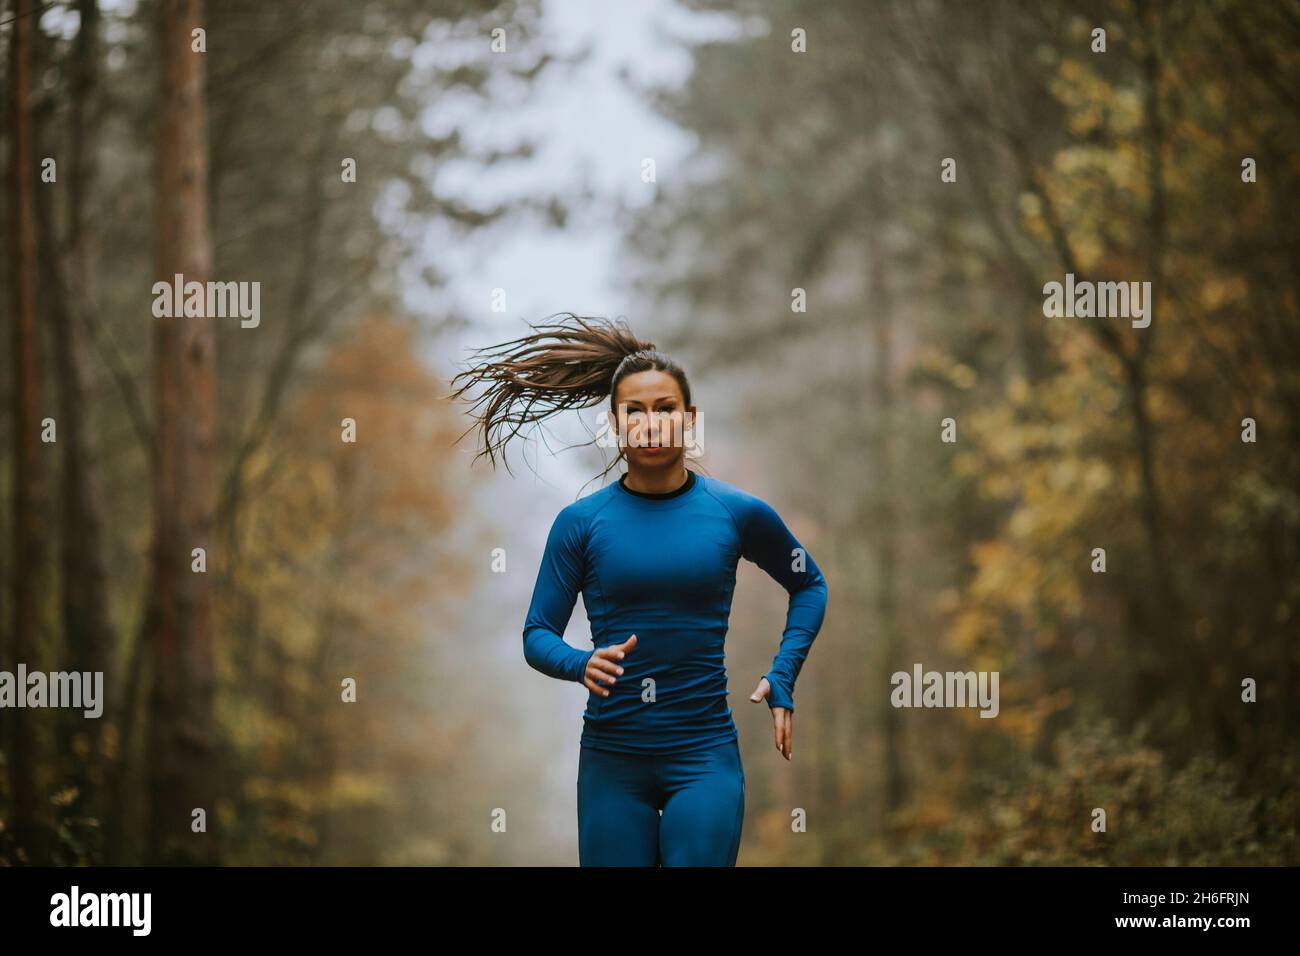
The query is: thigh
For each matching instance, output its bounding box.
[658,740,745,867]
[576,745,661,866]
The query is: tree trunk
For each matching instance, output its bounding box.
[144,0,219,865]
[869,238,907,820]
[7,0,54,863]
[35,0,118,859]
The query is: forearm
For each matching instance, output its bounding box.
[763,575,828,711]
[523,626,593,683]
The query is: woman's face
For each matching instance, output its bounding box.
[613,370,694,470]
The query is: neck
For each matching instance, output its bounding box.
[623,461,689,495]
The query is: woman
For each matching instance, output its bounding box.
[450,313,829,866]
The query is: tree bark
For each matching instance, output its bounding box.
[35,0,118,858]
[144,0,219,865]
[7,0,54,863]
[868,235,907,819]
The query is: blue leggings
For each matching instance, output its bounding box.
[576,738,745,866]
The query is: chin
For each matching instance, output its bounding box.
[633,450,678,466]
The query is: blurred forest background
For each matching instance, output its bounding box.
[1,0,1297,865]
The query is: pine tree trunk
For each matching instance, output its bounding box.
[145,0,218,865]
[7,0,54,864]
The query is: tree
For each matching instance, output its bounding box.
[143,0,218,865]
[6,0,53,863]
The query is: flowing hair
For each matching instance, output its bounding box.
[448,312,695,486]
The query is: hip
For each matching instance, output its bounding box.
[578,733,744,793]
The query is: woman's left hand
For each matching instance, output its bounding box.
[750,677,792,761]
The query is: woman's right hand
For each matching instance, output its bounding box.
[583,634,637,696]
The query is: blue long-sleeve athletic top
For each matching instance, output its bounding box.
[522,469,829,755]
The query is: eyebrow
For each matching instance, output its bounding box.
[624,396,678,406]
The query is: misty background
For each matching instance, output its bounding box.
[1,0,1297,864]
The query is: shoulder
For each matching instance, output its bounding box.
[697,474,776,530]
[550,482,617,534]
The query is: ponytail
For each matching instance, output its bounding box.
[449,312,691,478]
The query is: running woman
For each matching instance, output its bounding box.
[450,313,829,866]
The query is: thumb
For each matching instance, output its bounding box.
[619,633,637,654]
[750,677,769,703]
